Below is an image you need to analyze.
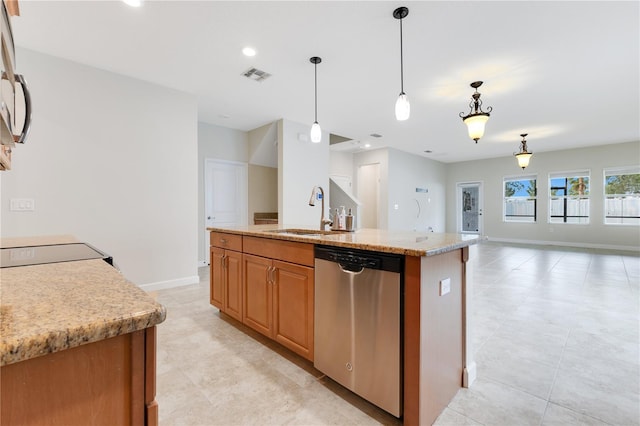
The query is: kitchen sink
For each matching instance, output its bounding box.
[264,228,333,236]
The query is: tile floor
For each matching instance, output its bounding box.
[154,241,639,425]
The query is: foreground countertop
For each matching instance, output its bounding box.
[0,236,166,366]
[208,225,481,257]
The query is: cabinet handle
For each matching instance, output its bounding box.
[219,238,227,246]
[266,266,276,284]
[221,254,227,269]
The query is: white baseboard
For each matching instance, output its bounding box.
[139,275,200,292]
[463,361,477,388]
[487,237,640,252]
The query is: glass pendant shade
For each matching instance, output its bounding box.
[310,121,322,143]
[395,93,410,121]
[515,152,532,169]
[463,113,489,142]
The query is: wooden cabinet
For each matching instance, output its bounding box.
[242,236,314,361]
[209,232,243,322]
[1,327,159,426]
[209,232,315,361]
[272,259,314,360]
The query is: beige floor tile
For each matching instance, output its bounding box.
[154,242,640,426]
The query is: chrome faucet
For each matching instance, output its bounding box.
[309,186,332,231]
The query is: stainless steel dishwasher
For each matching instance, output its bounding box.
[314,245,403,418]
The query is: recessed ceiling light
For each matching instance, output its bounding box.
[242,47,256,57]
[364,143,371,148]
[122,0,142,7]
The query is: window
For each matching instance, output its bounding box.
[503,176,537,222]
[549,171,590,224]
[604,166,640,225]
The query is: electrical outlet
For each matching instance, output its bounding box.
[440,278,451,296]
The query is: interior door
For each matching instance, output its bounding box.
[204,159,248,262]
[457,182,483,234]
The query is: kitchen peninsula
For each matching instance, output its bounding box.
[0,236,166,426]
[207,225,481,425]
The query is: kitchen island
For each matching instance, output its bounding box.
[0,236,166,426]
[207,225,481,426]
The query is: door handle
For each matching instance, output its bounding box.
[14,74,32,144]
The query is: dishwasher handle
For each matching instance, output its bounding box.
[338,262,365,275]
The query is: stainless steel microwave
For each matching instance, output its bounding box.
[1,0,32,170]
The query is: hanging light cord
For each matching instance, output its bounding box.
[314,62,318,122]
[399,17,404,94]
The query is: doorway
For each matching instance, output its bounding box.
[357,163,380,228]
[457,182,483,234]
[204,159,248,262]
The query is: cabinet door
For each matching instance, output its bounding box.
[272,260,314,361]
[210,247,225,310]
[243,254,273,338]
[224,250,243,322]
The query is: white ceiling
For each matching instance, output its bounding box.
[11,1,640,163]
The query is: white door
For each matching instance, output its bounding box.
[204,159,248,260]
[357,163,380,228]
[457,182,483,234]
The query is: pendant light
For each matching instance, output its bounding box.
[393,7,410,121]
[310,56,322,143]
[514,133,533,169]
[459,81,492,143]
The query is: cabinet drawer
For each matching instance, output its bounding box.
[210,232,242,251]
[243,236,314,267]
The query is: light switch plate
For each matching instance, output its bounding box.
[440,278,451,296]
[10,198,35,211]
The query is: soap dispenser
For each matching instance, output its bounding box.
[346,208,354,231]
[331,208,340,230]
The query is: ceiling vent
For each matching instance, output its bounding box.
[242,67,271,82]
[370,133,383,138]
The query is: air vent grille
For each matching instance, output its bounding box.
[242,67,272,82]
[370,133,383,138]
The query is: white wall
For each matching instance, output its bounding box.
[1,48,199,287]
[446,141,640,250]
[197,121,248,263]
[278,119,330,227]
[329,150,354,182]
[387,148,447,232]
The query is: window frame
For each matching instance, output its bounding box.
[503,174,537,223]
[548,170,591,225]
[603,166,640,226]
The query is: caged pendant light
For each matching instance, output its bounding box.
[310,56,322,143]
[514,133,533,169]
[393,7,410,121]
[460,81,492,143]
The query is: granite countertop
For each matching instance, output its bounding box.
[208,225,481,257]
[0,237,166,367]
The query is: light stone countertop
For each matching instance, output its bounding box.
[0,237,166,366]
[208,225,481,257]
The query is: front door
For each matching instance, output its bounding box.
[457,182,483,234]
